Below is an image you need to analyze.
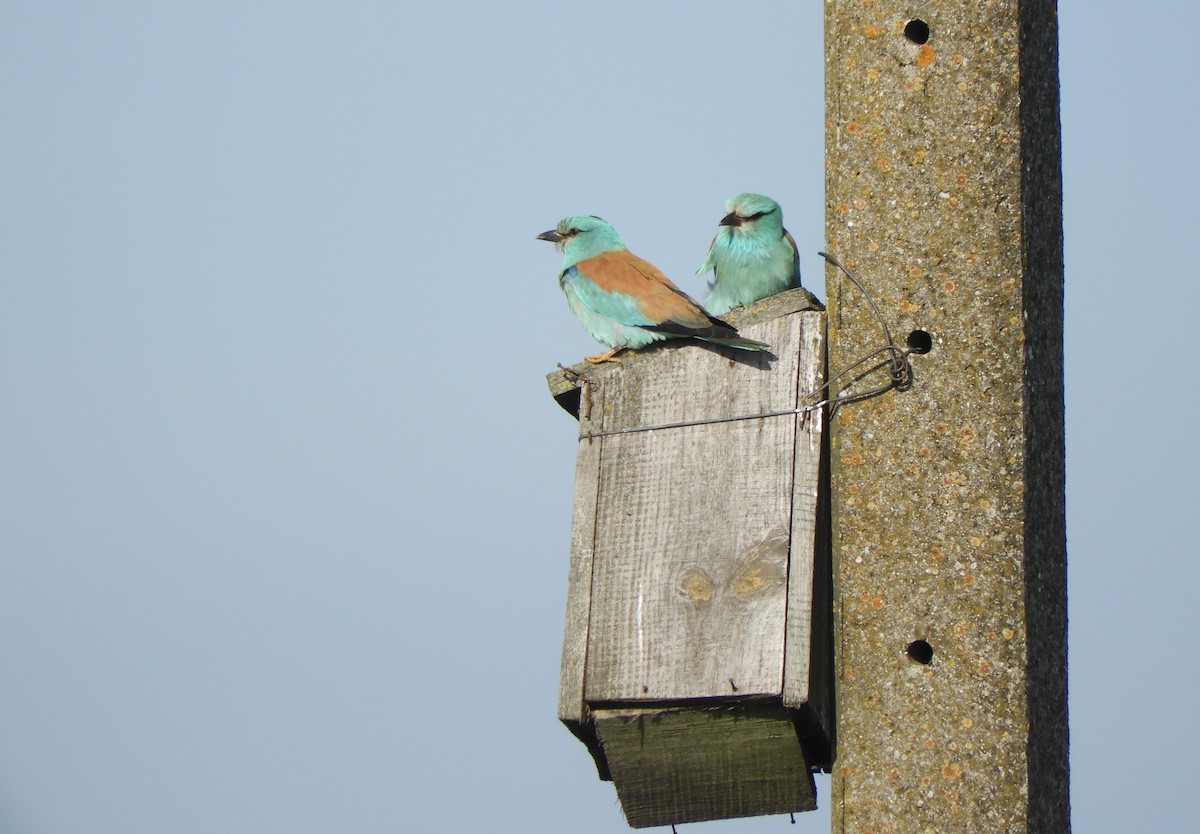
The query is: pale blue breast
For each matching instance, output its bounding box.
[705,234,797,314]
[560,269,664,349]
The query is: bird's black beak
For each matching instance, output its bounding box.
[536,229,563,243]
[719,212,743,227]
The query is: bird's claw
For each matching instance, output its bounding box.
[585,348,624,364]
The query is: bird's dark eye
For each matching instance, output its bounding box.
[744,211,768,221]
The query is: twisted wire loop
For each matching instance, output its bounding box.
[815,251,917,416]
[564,252,918,441]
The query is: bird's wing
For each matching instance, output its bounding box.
[569,250,714,330]
[783,228,800,274]
[696,234,718,276]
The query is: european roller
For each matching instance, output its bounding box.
[537,215,770,364]
[697,193,804,315]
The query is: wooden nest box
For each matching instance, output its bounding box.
[546,289,833,828]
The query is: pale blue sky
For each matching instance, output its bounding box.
[1,2,1196,832]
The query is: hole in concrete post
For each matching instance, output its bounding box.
[907,639,934,664]
[904,19,930,44]
[907,329,932,354]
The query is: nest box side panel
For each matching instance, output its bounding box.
[557,429,602,724]
[784,312,826,708]
[582,314,805,703]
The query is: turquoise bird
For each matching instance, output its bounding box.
[697,193,802,315]
[537,215,770,364]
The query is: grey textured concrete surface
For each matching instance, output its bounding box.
[824,2,1068,831]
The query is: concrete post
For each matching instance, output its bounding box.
[824,2,1068,831]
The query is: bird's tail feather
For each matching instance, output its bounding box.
[644,319,770,352]
[698,335,771,352]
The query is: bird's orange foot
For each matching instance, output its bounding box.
[585,347,625,364]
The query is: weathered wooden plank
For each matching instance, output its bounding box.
[594,704,817,829]
[585,423,793,701]
[557,418,601,724]
[783,315,826,708]
[557,398,612,779]
[792,409,835,767]
[582,313,803,702]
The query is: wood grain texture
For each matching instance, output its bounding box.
[581,312,808,703]
[557,430,601,723]
[593,704,816,829]
[784,316,827,708]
